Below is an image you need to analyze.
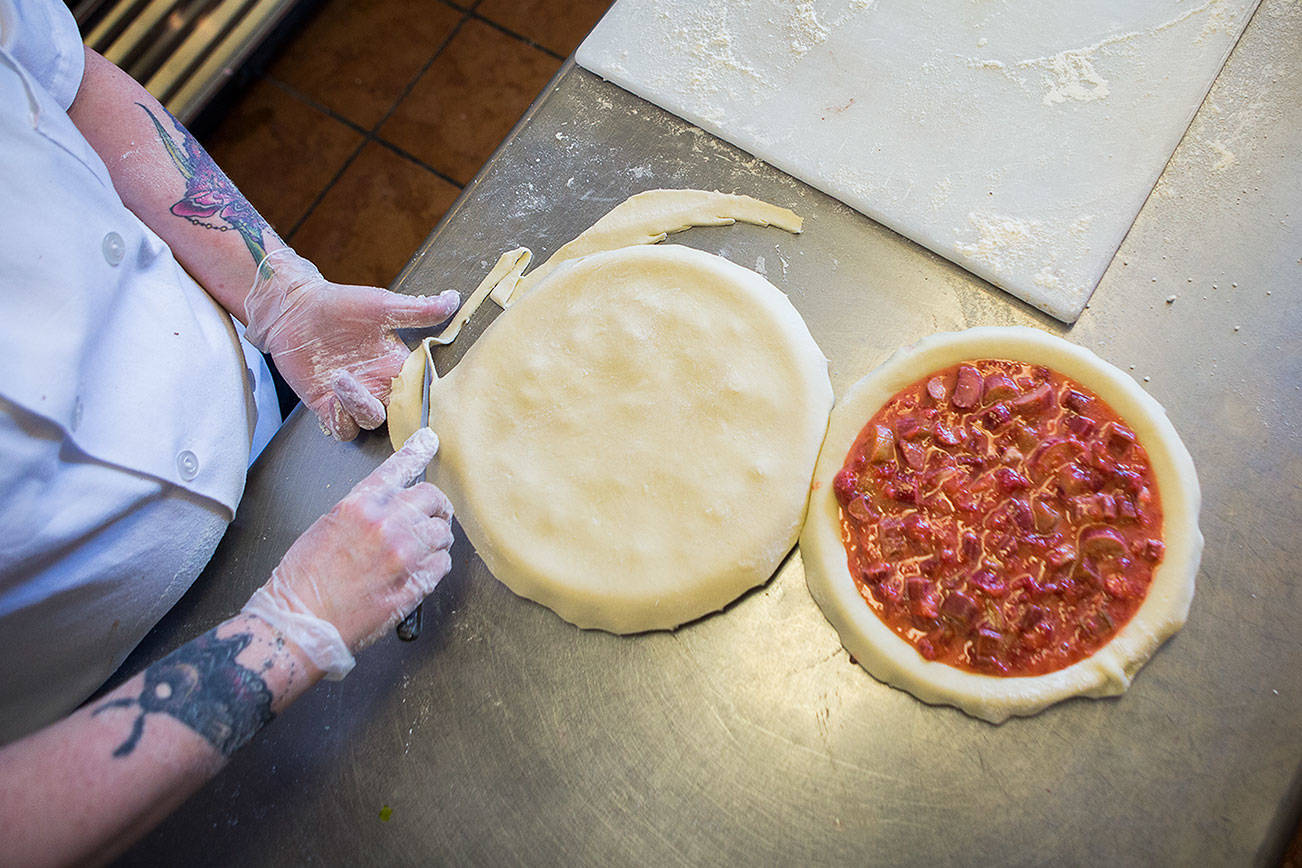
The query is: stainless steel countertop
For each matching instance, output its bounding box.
[119,4,1300,864]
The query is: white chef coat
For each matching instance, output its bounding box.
[0,0,281,743]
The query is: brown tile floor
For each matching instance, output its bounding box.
[203,0,612,289]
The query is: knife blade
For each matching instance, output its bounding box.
[396,349,434,642]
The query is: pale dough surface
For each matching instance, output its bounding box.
[425,244,832,633]
[800,326,1202,723]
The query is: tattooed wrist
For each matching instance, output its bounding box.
[138,102,274,268]
[94,627,275,758]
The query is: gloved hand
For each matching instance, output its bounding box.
[243,247,460,440]
[241,428,453,679]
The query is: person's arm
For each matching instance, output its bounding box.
[0,615,317,867]
[66,49,459,440]
[0,430,452,867]
[67,49,278,318]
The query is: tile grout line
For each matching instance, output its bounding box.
[282,11,475,240]
[274,1,566,242]
[264,77,466,189]
[466,12,566,62]
[436,0,478,14]
[365,13,471,142]
[370,138,469,188]
[282,136,368,243]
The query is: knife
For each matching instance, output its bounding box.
[396,349,434,642]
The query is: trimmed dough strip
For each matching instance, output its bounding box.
[490,189,804,307]
[433,247,532,345]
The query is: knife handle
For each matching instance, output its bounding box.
[396,604,422,641]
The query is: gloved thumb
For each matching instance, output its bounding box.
[381,289,461,329]
[332,370,387,430]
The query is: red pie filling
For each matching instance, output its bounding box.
[834,360,1164,677]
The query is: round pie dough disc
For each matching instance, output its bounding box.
[801,326,1202,722]
[428,244,833,633]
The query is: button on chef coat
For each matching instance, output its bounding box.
[0,0,282,743]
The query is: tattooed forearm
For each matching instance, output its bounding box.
[94,629,275,758]
[137,102,273,268]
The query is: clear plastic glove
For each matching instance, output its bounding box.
[243,248,460,440]
[241,428,453,679]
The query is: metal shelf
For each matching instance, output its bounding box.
[72,0,300,123]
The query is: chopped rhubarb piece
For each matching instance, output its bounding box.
[1056,464,1096,496]
[1068,493,1116,522]
[1047,543,1077,569]
[1063,413,1096,439]
[960,530,980,562]
[867,425,895,463]
[1063,389,1093,413]
[907,578,940,620]
[981,402,1013,430]
[1086,440,1119,474]
[899,440,927,470]
[940,591,980,626]
[903,514,932,544]
[970,568,1008,597]
[1009,497,1034,532]
[860,562,892,585]
[878,516,907,557]
[846,496,877,523]
[896,416,926,441]
[966,428,991,456]
[1138,538,1165,562]
[993,467,1031,493]
[952,364,982,409]
[1104,573,1136,599]
[983,373,1018,402]
[886,482,916,504]
[1033,499,1061,532]
[1080,526,1128,556]
[1115,495,1138,522]
[926,375,949,403]
[1114,468,1143,495]
[1012,382,1053,415]
[1105,422,1136,454]
[934,421,963,446]
[833,468,858,505]
[870,581,898,605]
[1033,437,1085,470]
[973,627,1004,659]
[1021,604,1047,630]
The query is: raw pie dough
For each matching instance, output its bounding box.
[394,243,831,633]
[391,188,805,448]
[800,327,1202,722]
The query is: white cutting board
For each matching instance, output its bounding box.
[576,0,1257,322]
